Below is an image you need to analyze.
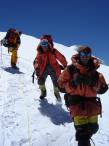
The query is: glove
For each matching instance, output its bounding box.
[59,65,65,70]
[64,93,70,107]
[58,86,66,93]
[35,69,40,77]
[97,84,108,94]
[0,39,8,46]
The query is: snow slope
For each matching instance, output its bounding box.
[0,32,109,146]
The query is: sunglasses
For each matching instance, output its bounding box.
[79,52,91,57]
[40,41,48,47]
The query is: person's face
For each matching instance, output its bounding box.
[42,46,49,52]
[79,52,91,65]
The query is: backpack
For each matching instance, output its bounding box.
[40,35,54,47]
[6,29,19,45]
[2,29,21,47]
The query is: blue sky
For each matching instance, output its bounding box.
[0,0,109,65]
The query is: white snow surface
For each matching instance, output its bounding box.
[0,32,109,146]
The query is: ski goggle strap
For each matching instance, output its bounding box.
[79,52,91,57]
[40,39,48,47]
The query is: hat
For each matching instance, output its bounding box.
[40,34,53,47]
[77,45,92,53]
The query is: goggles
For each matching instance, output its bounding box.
[40,40,48,47]
[79,52,91,57]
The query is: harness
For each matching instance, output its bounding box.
[65,93,102,117]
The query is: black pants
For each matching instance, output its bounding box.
[75,123,99,141]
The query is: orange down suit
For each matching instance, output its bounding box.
[34,47,67,80]
[58,56,108,118]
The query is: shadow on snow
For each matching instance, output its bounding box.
[38,99,72,125]
[2,67,24,74]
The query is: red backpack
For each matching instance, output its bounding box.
[40,35,54,47]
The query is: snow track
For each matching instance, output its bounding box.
[0,33,109,146]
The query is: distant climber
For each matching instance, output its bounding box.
[1,28,22,69]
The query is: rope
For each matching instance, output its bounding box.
[0,49,32,146]
[18,75,32,146]
[0,67,3,79]
[90,138,95,146]
[0,45,4,78]
[1,95,6,146]
[27,111,31,146]
[0,44,3,63]
[0,45,33,145]
[0,44,6,146]
[1,94,6,146]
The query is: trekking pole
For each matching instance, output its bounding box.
[0,43,3,64]
[90,138,95,146]
[0,43,4,79]
[32,70,35,83]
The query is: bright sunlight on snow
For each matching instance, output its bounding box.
[0,32,109,146]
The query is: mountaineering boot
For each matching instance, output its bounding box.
[12,65,19,70]
[11,63,19,70]
[39,85,46,100]
[78,140,91,146]
[40,90,46,100]
[54,86,61,102]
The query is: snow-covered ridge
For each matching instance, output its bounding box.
[0,32,109,146]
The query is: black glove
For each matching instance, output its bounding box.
[97,84,108,94]
[59,65,65,70]
[64,93,70,107]
[0,39,8,46]
[32,71,35,83]
[33,58,36,65]
[35,69,40,77]
[58,87,66,93]
[0,39,4,45]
